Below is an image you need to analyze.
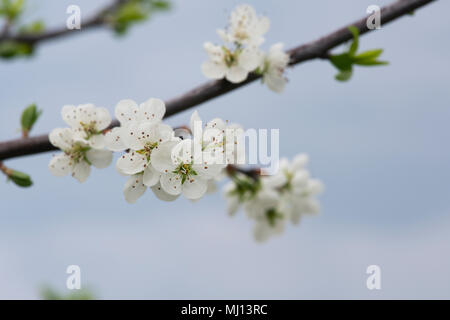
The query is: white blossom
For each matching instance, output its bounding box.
[151,138,224,200]
[105,98,177,203]
[190,110,245,166]
[223,153,323,242]
[48,128,112,182]
[201,42,263,83]
[217,4,270,46]
[260,43,290,93]
[61,103,112,149]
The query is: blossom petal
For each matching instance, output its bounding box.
[104,127,126,151]
[123,174,147,204]
[226,66,248,83]
[116,151,147,175]
[143,165,160,187]
[151,182,179,202]
[182,177,208,200]
[121,122,147,151]
[72,160,91,183]
[264,73,286,93]
[138,98,165,122]
[201,61,226,80]
[61,105,78,128]
[160,173,182,195]
[48,153,72,177]
[49,128,74,151]
[86,133,106,149]
[86,149,113,169]
[151,141,179,174]
[239,47,263,71]
[94,107,112,130]
[115,99,139,125]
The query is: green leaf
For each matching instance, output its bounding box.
[353,59,389,66]
[0,0,25,20]
[20,103,42,134]
[9,170,33,187]
[354,49,383,61]
[19,20,45,34]
[0,40,33,59]
[335,70,353,82]
[329,53,353,72]
[348,26,359,56]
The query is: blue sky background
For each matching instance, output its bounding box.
[1,0,450,299]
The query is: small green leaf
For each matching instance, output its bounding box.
[335,70,353,82]
[19,20,45,34]
[0,40,34,59]
[348,26,359,56]
[20,103,42,134]
[353,59,389,66]
[354,49,384,61]
[9,170,33,187]
[329,53,353,71]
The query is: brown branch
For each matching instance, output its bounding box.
[0,0,437,161]
[0,0,128,44]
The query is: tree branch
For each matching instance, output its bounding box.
[0,0,128,44]
[0,0,437,161]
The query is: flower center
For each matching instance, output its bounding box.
[173,161,198,184]
[136,142,158,161]
[67,142,91,164]
[80,121,100,139]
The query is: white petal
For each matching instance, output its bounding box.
[182,177,208,200]
[151,182,179,202]
[150,141,179,174]
[116,150,148,175]
[86,133,106,149]
[153,123,175,144]
[72,160,91,183]
[121,122,147,151]
[292,153,309,170]
[225,66,248,83]
[123,174,147,204]
[254,16,270,38]
[138,98,166,122]
[61,105,78,128]
[86,149,113,169]
[94,107,112,130]
[48,153,72,177]
[143,165,160,187]
[49,128,74,151]
[115,99,139,125]
[104,127,126,152]
[264,73,287,93]
[239,47,263,71]
[160,173,182,195]
[201,61,226,80]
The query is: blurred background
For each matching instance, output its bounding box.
[1,0,449,299]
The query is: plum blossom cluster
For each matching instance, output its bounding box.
[48,104,113,182]
[201,4,290,93]
[104,99,244,203]
[224,154,324,242]
[48,97,323,242]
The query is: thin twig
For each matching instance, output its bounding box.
[0,0,437,161]
[0,0,128,45]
